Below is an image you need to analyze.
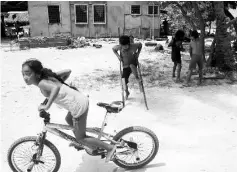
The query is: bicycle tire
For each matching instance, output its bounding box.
[113,126,159,169]
[7,136,61,172]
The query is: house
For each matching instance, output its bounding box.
[28,1,163,38]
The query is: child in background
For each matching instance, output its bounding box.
[112,35,142,99]
[183,30,203,86]
[168,30,185,82]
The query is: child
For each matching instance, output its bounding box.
[168,30,185,82]
[21,59,116,162]
[112,35,142,99]
[183,30,203,86]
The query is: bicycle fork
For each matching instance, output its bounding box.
[27,132,47,172]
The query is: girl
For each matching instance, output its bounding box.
[21,58,116,162]
[168,30,185,82]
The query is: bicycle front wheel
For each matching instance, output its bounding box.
[7,136,61,172]
[113,126,159,170]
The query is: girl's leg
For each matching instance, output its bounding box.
[173,62,177,77]
[176,63,182,82]
[73,108,114,151]
[65,112,73,126]
[73,108,116,162]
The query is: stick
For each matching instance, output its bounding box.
[119,61,125,107]
[137,59,149,110]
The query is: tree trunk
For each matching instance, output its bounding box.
[207,36,216,67]
[192,2,206,62]
[213,2,235,71]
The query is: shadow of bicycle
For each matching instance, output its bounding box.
[75,153,165,172]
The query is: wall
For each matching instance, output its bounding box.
[70,1,109,38]
[70,1,160,38]
[28,1,160,38]
[28,1,71,37]
[122,1,160,38]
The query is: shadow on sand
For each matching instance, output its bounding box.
[75,153,165,172]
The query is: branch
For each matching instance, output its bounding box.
[226,17,237,28]
[173,1,197,29]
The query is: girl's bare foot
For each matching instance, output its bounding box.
[105,145,117,162]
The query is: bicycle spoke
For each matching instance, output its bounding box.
[11,141,57,172]
[115,131,156,167]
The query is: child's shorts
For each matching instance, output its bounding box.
[189,54,203,70]
[122,63,137,84]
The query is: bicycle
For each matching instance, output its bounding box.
[7,99,159,172]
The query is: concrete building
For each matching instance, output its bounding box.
[28,1,162,38]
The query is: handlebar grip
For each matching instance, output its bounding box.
[42,98,48,105]
[39,110,50,119]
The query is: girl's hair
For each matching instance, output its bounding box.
[119,35,130,45]
[191,30,199,39]
[22,59,78,90]
[174,30,185,41]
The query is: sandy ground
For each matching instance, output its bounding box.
[1,40,237,172]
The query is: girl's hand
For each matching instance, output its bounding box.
[38,104,49,112]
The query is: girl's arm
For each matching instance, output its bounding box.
[38,80,60,110]
[56,69,71,81]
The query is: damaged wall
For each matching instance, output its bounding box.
[28,1,160,38]
[28,1,71,37]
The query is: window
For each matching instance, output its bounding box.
[75,4,88,24]
[131,5,141,15]
[148,5,158,15]
[48,5,60,24]
[93,4,106,24]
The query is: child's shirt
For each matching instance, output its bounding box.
[169,38,182,60]
[113,43,142,68]
[190,39,202,56]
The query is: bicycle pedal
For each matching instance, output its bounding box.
[69,143,84,151]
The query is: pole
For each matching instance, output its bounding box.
[152,2,155,40]
[158,5,160,38]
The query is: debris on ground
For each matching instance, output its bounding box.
[145,42,157,47]
[155,44,164,51]
[93,44,102,48]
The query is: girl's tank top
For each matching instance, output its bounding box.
[54,84,89,118]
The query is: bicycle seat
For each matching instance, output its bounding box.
[97,101,124,113]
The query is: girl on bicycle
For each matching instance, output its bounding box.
[21,58,116,162]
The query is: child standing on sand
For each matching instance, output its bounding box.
[112,35,142,99]
[168,30,185,82]
[21,59,116,162]
[183,30,203,86]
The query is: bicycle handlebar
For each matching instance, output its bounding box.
[39,99,50,121]
[42,98,48,105]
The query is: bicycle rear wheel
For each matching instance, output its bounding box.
[7,136,61,172]
[113,126,159,169]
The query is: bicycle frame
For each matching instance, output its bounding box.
[40,111,121,151]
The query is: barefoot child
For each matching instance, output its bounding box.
[112,35,142,99]
[21,59,116,162]
[168,30,185,82]
[183,30,203,86]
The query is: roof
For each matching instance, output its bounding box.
[1,1,28,12]
[4,11,29,23]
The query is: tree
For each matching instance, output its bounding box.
[213,2,237,71]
